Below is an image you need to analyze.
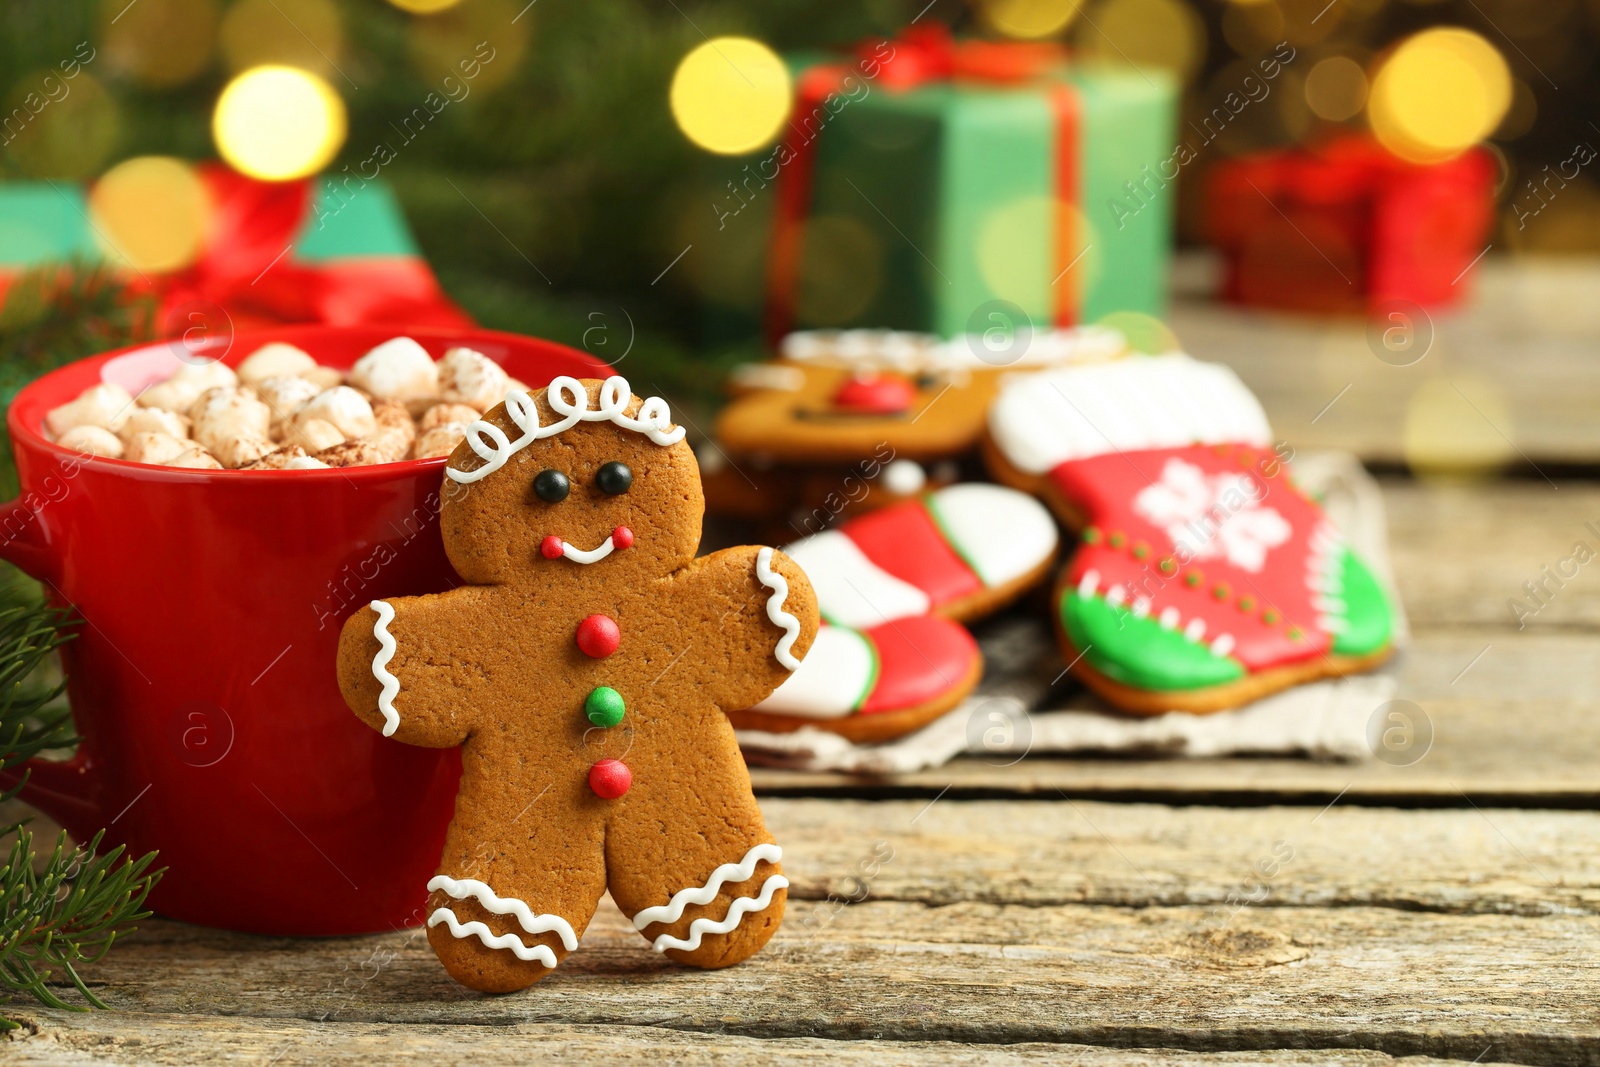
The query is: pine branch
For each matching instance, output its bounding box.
[0,582,163,1028]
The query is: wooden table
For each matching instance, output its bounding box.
[9,260,1600,1066]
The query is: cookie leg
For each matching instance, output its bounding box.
[424,830,607,993]
[605,765,788,970]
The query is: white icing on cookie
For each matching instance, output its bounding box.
[633,842,783,930]
[755,547,802,671]
[778,326,1126,374]
[426,908,559,967]
[987,354,1273,474]
[752,626,874,718]
[924,484,1059,588]
[427,875,579,950]
[880,458,927,496]
[560,535,616,565]
[447,376,684,484]
[786,531,929,628]
[370,600,400,737]
[648,873,790,954]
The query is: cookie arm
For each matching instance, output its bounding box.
[336,596,477,748]
[665,545,819,712]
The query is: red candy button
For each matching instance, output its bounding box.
[833,374,916,414]
[576,614,620,658]
[540,535,564,560]
[589,758,632,799]
[612,525,634,550]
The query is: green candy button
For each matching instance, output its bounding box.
[585,686,625,728]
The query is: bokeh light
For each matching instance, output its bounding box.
[213,66,347,181]
[1073,0,1206,84]
[1368,28,1511,163]
[88,156,210,273]
[980,197,1055,307]
[1221,0,1284,56]
[1403,373,1516,481]
[797,215,882,325]
[1305,56,1369,121]
[1096,311,1178,354]
[388,0,466,11]
[101,0,219,89]
[671,37,793,155]
[407,0,527,94]
[1496,79,1538,140]
[2,72,120,178]
[978,0,1085,39]
[220,0,344,77]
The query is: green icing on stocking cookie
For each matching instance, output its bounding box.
[1330,548,1393,658]
[1061,592,1245,692]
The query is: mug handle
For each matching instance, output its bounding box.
[0,497,102,833]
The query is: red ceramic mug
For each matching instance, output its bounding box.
[0,325,607,935]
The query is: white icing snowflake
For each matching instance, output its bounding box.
[1133,458,1290,573]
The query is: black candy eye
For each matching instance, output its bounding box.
[533,469,570,503]
[595,461,632,495]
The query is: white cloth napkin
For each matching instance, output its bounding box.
[737,451,1408,773]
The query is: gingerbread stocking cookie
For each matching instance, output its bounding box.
[984,354,1394,714]
[336,377,819,992]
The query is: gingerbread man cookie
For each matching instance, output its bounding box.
[336,377,819,992]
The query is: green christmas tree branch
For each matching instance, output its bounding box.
[0,262,163,1030]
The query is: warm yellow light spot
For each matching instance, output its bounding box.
[2,72,121,179]
[1368,29,1510,163]
[1095,311,1177,355]
[101,0,219,89]
[213,66,347,181]
[1074,0,1205,83]
[670,37,792,156]
[978,0,1084,39]
[1403,373,1516,481]
[1221,0,1283,56]
[407,0,526,95]
[220,0,344,77]
[387,0,464,11]
[797,215,882,326]
[1305,56,1368,121]
[88,156,210,273]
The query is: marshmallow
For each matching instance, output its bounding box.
[168,446,224,469]
[295,387,375,440]
[56,424,124,458]
[118,406,191,444]
[123,432,193,465]
[286,417,346,453]
[139,361,237,413]
[316,440,389,467]
[367,399,418,463]
[349,336,438,402]
[256,376,323,440]
[298,365,345,391]
[243,445,311,470]
[237,343,317,385]
[46,383,136,437]
[420,402,481,432]
[438,347,509,411]
[413,422,469,459]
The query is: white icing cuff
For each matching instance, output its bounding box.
[427,909,558,967]
[924,484,1059,588]
[786,531,930,628]
[649,874,789,953]
[370,600,400,737]
[987,354,1273,474]
[753,627,874,718]
[755,547,803,670]
[427,875,579,950]
[632,843,784,930]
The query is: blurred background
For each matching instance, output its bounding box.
[3,0,1592,408]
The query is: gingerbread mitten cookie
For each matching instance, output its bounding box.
[336,377,819,992]
[727,483,1057,743]
[984,354,1394,714]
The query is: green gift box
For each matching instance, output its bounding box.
[764,32,1177,339]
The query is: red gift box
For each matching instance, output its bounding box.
[1206,136,1496,314]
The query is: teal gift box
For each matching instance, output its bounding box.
[764,30,1178,339]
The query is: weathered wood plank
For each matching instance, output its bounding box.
[754,628,1600,802]
[1383,479,1600,631]
[1172,256,1600,466]
[3,1012,1530,1067]
[39,898,1600,1066]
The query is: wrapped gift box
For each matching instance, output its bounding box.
[0,163,469,330]
[765,28,1178,340]
[1206,136,1496,313]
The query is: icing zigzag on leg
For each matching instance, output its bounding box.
[427,875,579,950]
[633,843,783,930]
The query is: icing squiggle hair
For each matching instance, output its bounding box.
[446,375,685,484]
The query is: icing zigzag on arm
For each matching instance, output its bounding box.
[755,549,802,671]
[632,842,784,930]
[370,600,401,737]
